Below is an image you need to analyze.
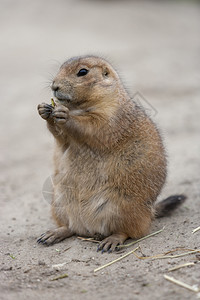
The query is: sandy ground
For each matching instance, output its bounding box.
[1,0,200,299]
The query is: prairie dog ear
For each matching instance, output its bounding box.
[102,67,110,78]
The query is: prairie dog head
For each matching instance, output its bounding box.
[51,56,124,109]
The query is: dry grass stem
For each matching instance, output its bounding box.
[63,247,71,252]
[164,275,199,293]
[118,227,165,248]
[77,237,100,243]
[94,247,139,273]
[192,226,200,234]
[168,262,195,272]
[132,248,200,260]
[50,273,68,281]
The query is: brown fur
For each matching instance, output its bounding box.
[37,55,168,251]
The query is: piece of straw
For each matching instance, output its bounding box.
[164,275,199,293]
[50,273,68,281]
[192,226,200,234]
[118,227,165,248]
[77,237,99,243]
[168,262,195,272]
[132,248,200,260]
[94,247,139,273]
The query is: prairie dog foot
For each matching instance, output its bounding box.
[97,233,128,253]
[37,226,73,246]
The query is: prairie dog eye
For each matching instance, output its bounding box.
[77,68,89,77]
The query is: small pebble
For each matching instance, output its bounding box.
[38,260,46,266]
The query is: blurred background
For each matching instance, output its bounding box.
[1,0,200,232]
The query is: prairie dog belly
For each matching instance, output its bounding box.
[53,145,115,236]
[53,180,118,237]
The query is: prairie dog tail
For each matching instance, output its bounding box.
[155,195,186,218]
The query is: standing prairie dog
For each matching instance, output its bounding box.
[37,55,185,252]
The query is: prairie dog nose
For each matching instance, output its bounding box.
[51,81,60,91]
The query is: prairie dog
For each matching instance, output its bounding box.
[37,55,185,252]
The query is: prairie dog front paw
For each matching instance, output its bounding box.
[52,105,69,124]
[37,103,53,120]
